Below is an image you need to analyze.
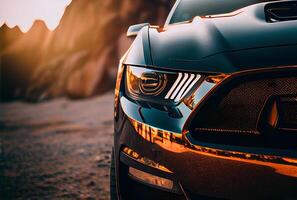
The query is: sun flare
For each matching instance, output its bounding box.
[0,0,72,33]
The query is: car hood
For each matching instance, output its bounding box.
[148,2,297,73]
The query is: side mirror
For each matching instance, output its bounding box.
[127,23,150,37]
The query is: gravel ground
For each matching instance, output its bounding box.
[0,93,114,200]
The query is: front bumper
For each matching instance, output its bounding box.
[114,66,297,200]
[114,106,297,200]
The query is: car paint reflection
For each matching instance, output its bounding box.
[129,117,297,178]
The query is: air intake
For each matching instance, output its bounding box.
[188,67,297,149]
[265,1,297,22]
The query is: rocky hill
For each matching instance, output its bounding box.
[0,0,174,101]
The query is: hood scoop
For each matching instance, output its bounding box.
[266,1,297,22]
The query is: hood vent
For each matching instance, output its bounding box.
[265,1,297,22]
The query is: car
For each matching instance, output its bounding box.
[110,0,297,199]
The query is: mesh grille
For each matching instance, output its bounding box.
[192,76,297,132]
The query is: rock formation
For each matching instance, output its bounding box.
[0,0,174,101]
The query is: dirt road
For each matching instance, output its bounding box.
[0,93,114,200]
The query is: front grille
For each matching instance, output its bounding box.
[189,68,297,146]
[196,76,297,130]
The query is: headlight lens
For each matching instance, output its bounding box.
[125,65,202,104]
[139,71,167,95]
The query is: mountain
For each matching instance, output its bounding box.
[0,0,173,101]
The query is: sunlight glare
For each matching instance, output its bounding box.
[0,0,72,33]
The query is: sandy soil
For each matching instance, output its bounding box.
[0,93,114,200]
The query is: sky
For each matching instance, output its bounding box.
[0,0,72,33]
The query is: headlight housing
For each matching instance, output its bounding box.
[125,65,202,104]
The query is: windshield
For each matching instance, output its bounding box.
[170,0,278,24]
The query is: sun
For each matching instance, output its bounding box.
[0,0,72,33]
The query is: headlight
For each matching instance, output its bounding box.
[125,65,202,104]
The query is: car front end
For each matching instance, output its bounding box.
[111,1,297,199]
